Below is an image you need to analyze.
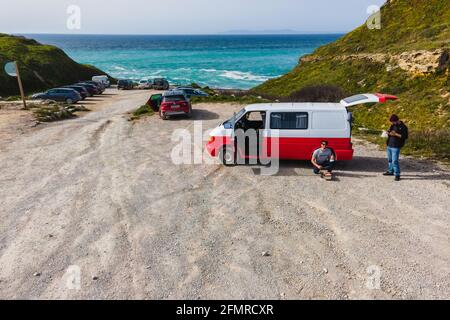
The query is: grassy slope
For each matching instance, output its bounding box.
[253,0,450,160]
[0,34,112,97]
[317,0,450,55]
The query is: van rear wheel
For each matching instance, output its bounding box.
[219,147,235,166]
[66,98,73,104]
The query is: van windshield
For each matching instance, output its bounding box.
[223,108,246,128]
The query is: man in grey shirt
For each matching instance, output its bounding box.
[311,141,336,177]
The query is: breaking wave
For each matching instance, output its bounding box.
[219,70,270,82]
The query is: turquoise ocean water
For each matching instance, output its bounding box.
[26,34,341,89]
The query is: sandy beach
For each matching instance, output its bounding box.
[0,88,449,299]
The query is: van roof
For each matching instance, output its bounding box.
[244,102,346,112]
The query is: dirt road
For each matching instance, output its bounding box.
[0,89,449,299]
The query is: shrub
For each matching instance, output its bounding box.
[282,85,346,102]
[33,105,75,122]
[190,83,202,89]
[131,104,154,120]
[404,129,450,160]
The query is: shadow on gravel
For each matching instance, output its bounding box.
[192,109,220,120]
[78,101,98,105]
[249,156,448,181]
[397,174,450,181]
[343,156,445,174]
[166,109,220,121]
[251,160,310,177]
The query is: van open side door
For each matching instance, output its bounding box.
[340,93,398,107]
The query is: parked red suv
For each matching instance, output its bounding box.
[159,90,192,120]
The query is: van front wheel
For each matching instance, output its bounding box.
[219,147,235,166]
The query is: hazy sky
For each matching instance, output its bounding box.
[1,0,386,34]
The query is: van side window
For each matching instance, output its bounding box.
[270,112,308,130]
[312,111,346,130]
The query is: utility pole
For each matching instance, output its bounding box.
[4,61,27,109]
[15,61,27,109]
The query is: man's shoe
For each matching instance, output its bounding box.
[383,171,394,176]
[395,176,401,181]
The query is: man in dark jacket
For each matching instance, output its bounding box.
[383,114,408,181]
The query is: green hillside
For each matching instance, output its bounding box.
[253,0,450,160]
[0,34,112,97]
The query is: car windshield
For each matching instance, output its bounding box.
[164,95,185,102]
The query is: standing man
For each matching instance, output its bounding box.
[383,114,408,181]
[311,141,336,178]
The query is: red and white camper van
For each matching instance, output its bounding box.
[206,93,397,165]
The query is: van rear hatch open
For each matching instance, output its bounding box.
[340,93,398,107]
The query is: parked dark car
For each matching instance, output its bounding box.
[118,79,134,90]
[31,88,82,104]
[175,87,209,98]
[159,90,192,120]
[75,83,99,96]
[64,85,89,99]
[153,78,170,90]
[83,80,105,93]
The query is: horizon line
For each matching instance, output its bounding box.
[14,32,347,36]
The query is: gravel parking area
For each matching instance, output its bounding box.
[0,89,448,299]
